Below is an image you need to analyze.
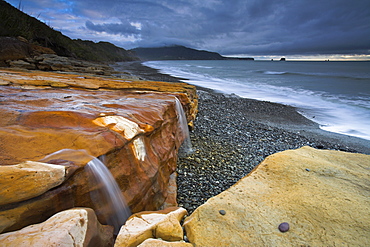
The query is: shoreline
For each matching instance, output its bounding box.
[112,61,370,213]
[112,61,370,153]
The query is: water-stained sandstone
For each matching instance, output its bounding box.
[0,69,197,233]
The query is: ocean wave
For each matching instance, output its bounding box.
[263,71,287,75]
[259,70,370,80]
[196,65,213,69]
[144,60,370,140]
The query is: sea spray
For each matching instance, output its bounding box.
[40,149,131,234]
[86,157,131,234]
[174,97,193,156]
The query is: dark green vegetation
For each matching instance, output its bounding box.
[131,45,225,60]
[131,45,254,61]
[0,0,138,62]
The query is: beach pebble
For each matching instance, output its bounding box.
[278,222,290,232]
[175,89,359,215]
[219,209,226,215]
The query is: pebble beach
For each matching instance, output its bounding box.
[113,61,370,214]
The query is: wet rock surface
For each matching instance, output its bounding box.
[0,69,197,233]
[177,90,370,214]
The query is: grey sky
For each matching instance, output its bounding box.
[6,0,370,58]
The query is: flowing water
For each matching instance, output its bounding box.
[86,157,131,234]
[40,149,131,234]
[174,97,193,155]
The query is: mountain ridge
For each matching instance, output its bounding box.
[131,45,254,61]
[0,0,138,62]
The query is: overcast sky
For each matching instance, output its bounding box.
[7,0,370,59]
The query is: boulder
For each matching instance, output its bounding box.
[114,207,187,247]
[8,60,36,70]
[0,208,113,247]
[34,54,115,75]
[0,161,66,205]
[0,69,197,233]
[183,146,370,246]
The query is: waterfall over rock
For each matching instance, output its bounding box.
[174,97,193,156]
[0,69,198,234]
[86,157,131,234]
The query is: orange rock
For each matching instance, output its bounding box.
[0,161,66,206]
[0,69,197,234]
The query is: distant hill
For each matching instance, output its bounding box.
[131,45,254,61]
[0,0,138,62]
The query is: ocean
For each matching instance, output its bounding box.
[144,60,370,141]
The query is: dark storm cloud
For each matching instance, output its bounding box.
[6,0,370,56]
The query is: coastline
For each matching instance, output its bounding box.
[112,61,370,213]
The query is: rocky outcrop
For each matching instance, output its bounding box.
[114,207,188,247]
[0,38,118,76]
[0,69,197,233]
[0,37,55,66]
[33,54,115,75]
[0,208,114,247]
[183,146,370,246]
[0,37,33,63]
[0,161,66,205]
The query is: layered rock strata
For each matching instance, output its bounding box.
[0,69,197,234]
[183,146,370,246]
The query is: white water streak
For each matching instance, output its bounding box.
[86,158,131,234]
[174,97,193,155]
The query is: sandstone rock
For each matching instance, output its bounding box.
[160,172,178,209]
[0,208,113,247]
[138,238,193,247]
[0,69,197,233]
[0,161,66,206]
[183,146,370,246]
[34,54,114,75]
[114,207,187,247]
[9,60,36,70]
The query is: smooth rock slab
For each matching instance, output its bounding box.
[138,238,193,247]
[0,208,113,247]
[0,161,66,205]
[0,69,197,233]
[183,146,370,246]
[114,207,187,247]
